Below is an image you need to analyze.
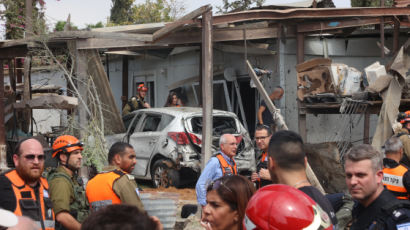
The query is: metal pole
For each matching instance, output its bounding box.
[0,59,8,171]
[201,9,213,169]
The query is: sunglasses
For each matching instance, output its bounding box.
[22,154,45,161]
[207,178,233,194]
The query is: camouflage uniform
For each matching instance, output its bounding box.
[122,96,146,115]
[48,166,89,229]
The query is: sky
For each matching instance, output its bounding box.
[42,0,351,29]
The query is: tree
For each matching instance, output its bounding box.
[131,0,185,24]
[217,0,265,13]
[110,0,134,25]
[54,21,78,32]
[351,0,393,7]
[86,21,104,30]
[0,0,46,39]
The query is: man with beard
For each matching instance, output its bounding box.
[0,137,55,230]
[85,142,144,211]
[47,135,89,230]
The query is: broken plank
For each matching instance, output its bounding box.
[296,58,332,72]
[152,5,211,42]
[215,44,276,55]
[77,27,280,49]
[13,95,78,110]
[49,31,153,42]
[297,17,394,33]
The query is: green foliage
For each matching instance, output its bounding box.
[217,0,265,13]
[351,0,393,7]
[54,21,78,32]
[110,0,134,25]
[108,0,185,26]
[1,0,47,39]
[86,21,104,29]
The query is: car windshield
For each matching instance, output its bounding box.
[191,116,238,136]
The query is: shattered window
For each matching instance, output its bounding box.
[129,113,142,134]
[158,114,174,131]
[191,116,238,136]
[142,115,162,132]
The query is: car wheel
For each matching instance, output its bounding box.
[152,160,180,188]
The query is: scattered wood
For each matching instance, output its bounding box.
[13,94,78,110]
[152,5,211,42]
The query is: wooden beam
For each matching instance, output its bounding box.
[76,27,280,50]
[212,8,410,25]
[0,59,6,171]
[153,5,211,42]
[364,111,370,144]
[122,56,128,109]
[393,18,400,54]
[297,17,394,33]
[214,44,276,55]
[201,10,213,169]
[0,46,27,59]
[86,50,126,134]
[49,31,153,42]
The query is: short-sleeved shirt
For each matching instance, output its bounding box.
[260,100,275,126]
[48,166,77,215]
[299,186,338,225]
[104,166,144,211]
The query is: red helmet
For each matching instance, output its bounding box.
[52,135,83,158]
[137,84,148,92]
[243,184,333,230]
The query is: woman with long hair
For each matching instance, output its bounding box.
[164,91,181,107]
[201,175,255,230]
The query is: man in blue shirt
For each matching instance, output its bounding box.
[195,134,238,206]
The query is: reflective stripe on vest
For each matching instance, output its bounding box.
[215,154,237,176]
[5,169,55,230]
[86,170,125,211]
[383,164,409,200]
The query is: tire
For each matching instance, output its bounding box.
[151,160,180,188]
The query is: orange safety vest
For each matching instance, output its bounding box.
[4,169,55,230]
[86,169,125,211]
[215,154,237,176]
[383,164,409,200]
[260,151,268,163]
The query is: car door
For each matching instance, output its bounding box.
[128,112,163,177]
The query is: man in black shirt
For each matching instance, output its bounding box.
[257,86,284,132]
[345,144,410,230]
[267,130,337,226]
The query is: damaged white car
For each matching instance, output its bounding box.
[105,107,255,188]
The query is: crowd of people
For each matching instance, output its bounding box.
[3,83,410,230]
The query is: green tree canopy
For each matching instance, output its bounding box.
[86,21,104,30]
[351,0,393,7]
[54,21,78,32]
[110,0,134,25]
[217,0,265,13]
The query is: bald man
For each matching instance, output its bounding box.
[195,134,238,206]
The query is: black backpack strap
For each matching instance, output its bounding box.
[113,169,125,177]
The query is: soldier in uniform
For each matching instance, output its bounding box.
[85,142,144,212]
[47,135,89,230]
[122,84,150,116]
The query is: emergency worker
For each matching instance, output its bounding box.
[47,135,89,230]
[0,137,55,230]
[243,184,333,230]
[85,142,144,211]
[196,134,238,207]
[122,83,150,115]
[345,144,410,230]
[250,124,274,188]
[382,136,410,200]
[396,111,410,167]
[267,130,337,225]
